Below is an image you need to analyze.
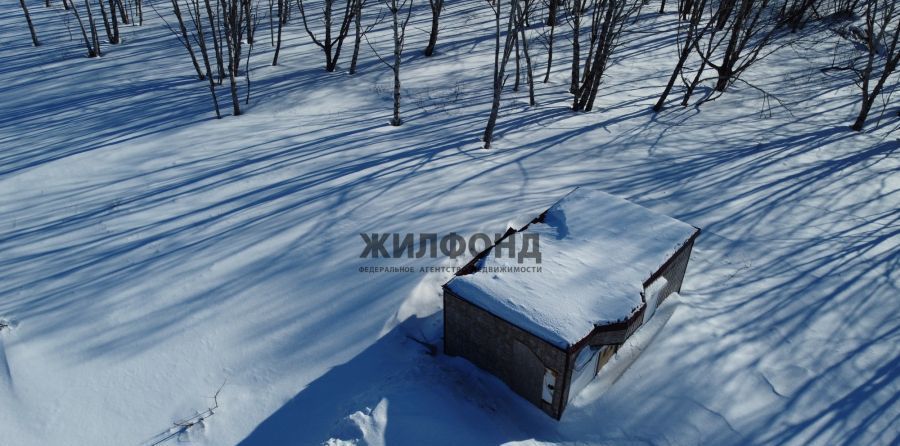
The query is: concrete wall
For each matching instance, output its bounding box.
[443,288,568,419]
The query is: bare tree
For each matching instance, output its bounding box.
[571,0,643,112]
[109,0,122,42]
[831,0,861,18]
[424,0,443,56]
[171,0,207,79]
[19,0,41,47]
[97,0,119,43]
[244,0,256,45]
[706,0,782,92]
[513,28,521,90]
[483,0,517,149]
[186,0,223,117]
[654,0,709,111]
[566,0,586,93]
[388,0,412,124]
[85,0,102,56]
[367,0,412,124]
[205,0,226,82]
[243,0,260,103]
[780,0,816,32]
[850,0,899,130]
[671,0,784,107]
[514,0,535,104]
[115,0,130,24]
[272,0,288,64]
[297,0,357,71]
[679,0,696,20]
[221,0,246,114]
[70,0,98,56]
[544,0,558,82]
[350,0,364,71]
[350,0,378,74]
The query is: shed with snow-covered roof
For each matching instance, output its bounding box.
[443,188,700,419]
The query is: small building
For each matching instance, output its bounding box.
[443,188,700,419]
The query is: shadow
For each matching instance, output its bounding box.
[237,315,553,446]
[0,0,897,445]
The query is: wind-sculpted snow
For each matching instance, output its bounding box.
[0,1,896,445]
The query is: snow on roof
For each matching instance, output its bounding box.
[446,188,698,349]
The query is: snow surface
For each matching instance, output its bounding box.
[0,0,898,445]
[446,188,697,348]
[571,292,683,408]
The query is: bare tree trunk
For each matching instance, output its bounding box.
[654,0,707,111]
[713,0,779,93]
[424,0,442,56]
[172,0,206,79]
[715,0,734,30]
[483,0,517,149]
[205,0,225,82]
[229,1,242,77]
[388,0,412,125]
[543,22,554,82]
[115,0,129,23]
[71,1,97,56]
[576,1,614,111]
[19,0,41,47]
[680,0,693,19]
[391,40,402,125]
[349,0,363,73]
[572,0,641,112]
[190,0,222,117]
[570,0,581,93]
[783,0,815,32]
[85,0,102,56]
[269,0,274,44]
[222,0,242,114]
[109,0,120,43]
[245,15,255,104]
[851,0,899,130]
[273,0,285,64]
[516,0,535,104]
[298,0,356,71]
[244,0,254,45]
[97,0,115,43]
[513,34,521,90]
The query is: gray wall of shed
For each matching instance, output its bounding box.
[443,288,568,419]
[444,234,699,419]
[653,236,696,306]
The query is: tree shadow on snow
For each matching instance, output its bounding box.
[237,314,558,446]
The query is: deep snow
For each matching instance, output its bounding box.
[0,0,898,445]
[447,188,697,348]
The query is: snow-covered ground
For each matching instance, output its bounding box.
[0,1,897,445]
